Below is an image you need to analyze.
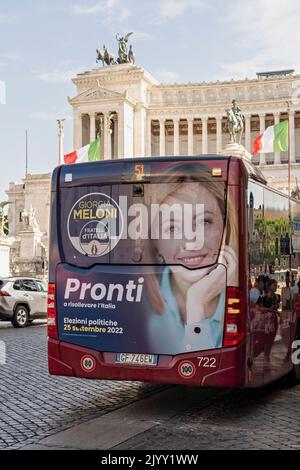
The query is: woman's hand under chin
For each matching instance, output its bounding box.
[170,264,215,284]
[185,246,238,325]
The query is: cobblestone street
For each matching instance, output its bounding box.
[0,322,300,450]
[0,323,167,449]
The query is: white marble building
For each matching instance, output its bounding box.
[69,64,300,194]
[6,64,300,275]
[5,173,50,277]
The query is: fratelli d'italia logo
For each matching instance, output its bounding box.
[67,193,123,257]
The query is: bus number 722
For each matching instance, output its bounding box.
[197,357,217,368]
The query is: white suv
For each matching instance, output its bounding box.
[0,277,47,328]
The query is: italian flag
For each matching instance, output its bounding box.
[252,120,288,156]
[64,138,101,164]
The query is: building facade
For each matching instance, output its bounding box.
[70,64,300,194]
[6,64,300,275]
[6,173,50,277]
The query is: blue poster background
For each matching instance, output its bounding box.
[56,263,226,355]
[57,264,151,353]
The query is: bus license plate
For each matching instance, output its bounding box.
[116,353,158,366]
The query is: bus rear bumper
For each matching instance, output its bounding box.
[48,339,247,388]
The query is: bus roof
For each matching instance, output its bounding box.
[53,155,267,190]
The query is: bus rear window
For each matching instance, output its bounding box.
[59,163,227,268]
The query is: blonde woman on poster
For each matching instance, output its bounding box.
[144,164,238,354]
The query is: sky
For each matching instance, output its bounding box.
[0,0,299,199]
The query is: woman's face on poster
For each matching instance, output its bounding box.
[154,182,224,282]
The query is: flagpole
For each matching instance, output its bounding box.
[287,101,291,199]
[25,129,28,176]
[287,100,292,272]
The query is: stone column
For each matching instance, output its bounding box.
[103,112,109,160]
[147,118,152,157]
[274,112,281,165]
[133,103,146,158]
[289,109,296,163]
[113,114,118,159]
[259,114,266,166]
[188,117,194,155]
[117,107,124,158]
[216,116,223,154]
[74,111,82,149]
[244,113,251,153]
[57,119,65,165]
[202,117,208,154]
[159,118,166,157]
[89,112,96,143]
[173,117,180,156]
[0,237,13,277]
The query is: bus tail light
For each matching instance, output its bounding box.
[223,287,245,347]
[47,283,58,339]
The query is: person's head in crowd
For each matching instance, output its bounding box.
[291,272,297,287]
[269,279,278,295]
[286,271,290,288]
[257,276,265,294]
[265,276,271,291]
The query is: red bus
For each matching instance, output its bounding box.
[48,156,300,388]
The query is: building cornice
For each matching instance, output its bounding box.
[152,74,300,90]
[72,64,159,88]
[147,100,298,118]
[69,85,123,104]
[69,85,136,107]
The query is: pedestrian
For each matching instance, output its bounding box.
[282,271,292,311]
[291,274,299,299]
[258,279,279,363]
[259,279,280,310]
[250,276,265,304]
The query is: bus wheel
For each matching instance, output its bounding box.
[286,320,300,387]
[11,306,29,328]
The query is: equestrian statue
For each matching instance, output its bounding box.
[225,100,244,144]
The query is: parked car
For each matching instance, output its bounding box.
[0,277,47,328]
